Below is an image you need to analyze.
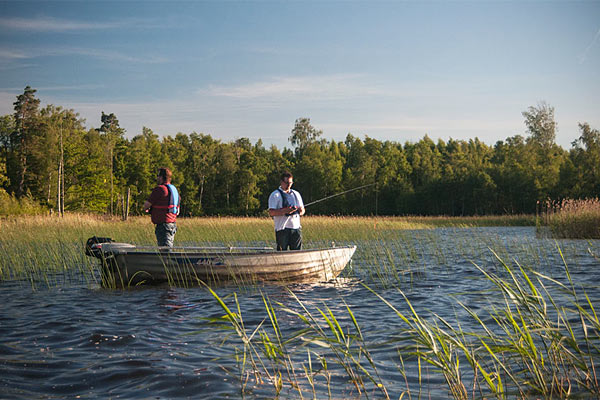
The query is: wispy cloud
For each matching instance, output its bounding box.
[0,84,104,92]
[0,16,151,32]
[201,74,388,100]
[0,49,28,60]
[0,46,168,64]
[58,47,169,64]
[579,27,600,64]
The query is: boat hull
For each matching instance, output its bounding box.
[96,245,357,286]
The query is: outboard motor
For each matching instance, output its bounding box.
[85,236,114,258]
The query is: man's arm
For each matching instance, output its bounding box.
[268,206,297,217]
[143,200,152,212]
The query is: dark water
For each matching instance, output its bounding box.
[1,227,599,399]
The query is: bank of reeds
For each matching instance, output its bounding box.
[1,213,534,242]
[0,213,532,284]
[539,197,600,239]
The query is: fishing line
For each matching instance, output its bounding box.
[304,183,376,208]
[277,183,375,223]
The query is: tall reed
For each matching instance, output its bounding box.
[205,285,394,399]
[539,197,600,239]
[203,246,599,399]
[371,247,600,398]
[0,213,535,286]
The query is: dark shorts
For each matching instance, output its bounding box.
[155,222,177,248]
[275,228,302,251]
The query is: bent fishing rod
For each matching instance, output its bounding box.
[303,183,376,208]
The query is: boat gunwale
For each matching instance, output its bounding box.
[99,245,357,257]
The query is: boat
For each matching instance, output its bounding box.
[85,237,357,286]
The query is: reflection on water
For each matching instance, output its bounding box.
[1,227,599,399]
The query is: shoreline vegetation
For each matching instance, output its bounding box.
[539,197,600,239]
[1,212,536,241]
[2,87,600,219]
[0,213,536,288]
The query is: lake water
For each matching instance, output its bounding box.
[1,227,599,399]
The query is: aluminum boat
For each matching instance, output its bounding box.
[86,237,356,286]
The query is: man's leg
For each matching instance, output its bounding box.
[275,229,290,251]
[155,224,165,246]
[289,228,302,250]
[155,223,177,248]
[163,223,177,248]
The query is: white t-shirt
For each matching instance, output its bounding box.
[268,188,304,231]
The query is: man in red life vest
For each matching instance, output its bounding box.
[143,167,180,248]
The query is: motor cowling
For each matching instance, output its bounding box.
[85,236,114,258]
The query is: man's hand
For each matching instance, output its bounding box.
[285,206,298,215]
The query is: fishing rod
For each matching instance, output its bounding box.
[304,183,376,208]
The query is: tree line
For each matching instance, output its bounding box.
[1,86,599,217]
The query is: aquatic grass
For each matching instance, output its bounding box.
[283,291,391,399]
[204,285,395,399]
[470,250,600,397]
[0,213,539,287]
[364,284,471,399]
[365,246,600,399]
[1,213,591,292]
[540,197,600,239]
[204,286,307,397]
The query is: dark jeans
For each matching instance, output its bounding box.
[155,222,177,248]
[275,228,302,251]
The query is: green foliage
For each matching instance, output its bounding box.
[9,86,41,198]
[0,115,13,188]
[0,89,598,216]
[289,117,322,155]
[0,188,46,215]
[565,123,600,198]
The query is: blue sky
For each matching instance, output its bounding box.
[1,0,599,149]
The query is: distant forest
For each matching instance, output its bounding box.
[1,86,599,217]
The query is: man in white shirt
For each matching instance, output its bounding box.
[268,172,305,250]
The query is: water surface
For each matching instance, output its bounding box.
[1,227,599,399]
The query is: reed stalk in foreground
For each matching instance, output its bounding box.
[204,245,599,399]
[539,197,600,239]
[205,285,394,399]
[373,246,600,399]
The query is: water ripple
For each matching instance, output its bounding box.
[1,227,599,398]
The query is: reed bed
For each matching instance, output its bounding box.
[1,213,535,242]
[539,197,600,239]
[0,213,532,285]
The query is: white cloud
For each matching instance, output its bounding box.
[59,48,169,64]
[0,49,28,59]
[0,46,168,64]
[201,74,388,100]
[0,16,150,32]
